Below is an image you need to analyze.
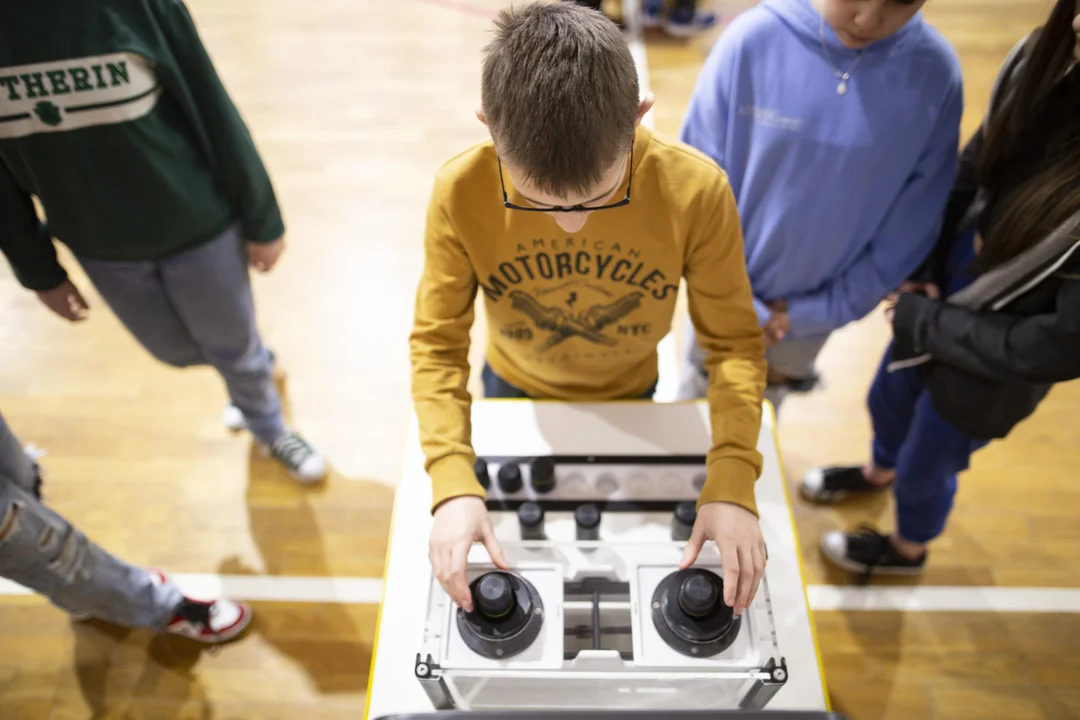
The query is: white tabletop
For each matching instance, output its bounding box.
[365,401,828,718]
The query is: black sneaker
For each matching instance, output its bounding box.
[820,525,927,583]
[801,465,892,503]
[268,431,328,484]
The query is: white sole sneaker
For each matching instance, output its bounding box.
[222,405,247,433]
[819,530,926,576]
[266,431,329,484]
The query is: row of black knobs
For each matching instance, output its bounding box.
[516,500,698,542]
[474,458,555,494]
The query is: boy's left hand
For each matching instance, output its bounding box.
[679,501,767,615]
[247,237,286,272]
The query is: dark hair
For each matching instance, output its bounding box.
[978,0,1080,270]
[480,2,640,198]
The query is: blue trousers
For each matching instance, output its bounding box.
[868,345,990,543]
[482,364,657,400]
[868,227,989,544]
[77,224,285,445]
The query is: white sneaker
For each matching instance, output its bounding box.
[152,571,252,644]
[222,404,247,433]
[267,431,329,484]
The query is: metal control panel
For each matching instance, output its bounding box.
[475,455,707,509]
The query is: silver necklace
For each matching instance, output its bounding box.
[819,16,865,96]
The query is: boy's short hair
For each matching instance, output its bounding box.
[481,2,640,198]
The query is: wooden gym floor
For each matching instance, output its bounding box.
[0,0,1077,718]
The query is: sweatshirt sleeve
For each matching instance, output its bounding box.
[0,161,66,291]
[893,281,1080,385]
[910,127,983,286]
[784,78,964,336]
[679,30,733,170]
[683,173,768,516]
[682,33,772,331]
[409,181,483,513]
[151,0,284,244]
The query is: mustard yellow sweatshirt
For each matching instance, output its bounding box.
[410,127,767,515]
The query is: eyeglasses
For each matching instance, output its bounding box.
[498,145,633,213]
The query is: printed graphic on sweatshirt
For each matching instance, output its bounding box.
[509,289,644,353]
[0,53,160,139]
[480,237,679,362]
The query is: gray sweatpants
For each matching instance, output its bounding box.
[676,320,829,411]
[0,411,182,628]
[77,224,285,445]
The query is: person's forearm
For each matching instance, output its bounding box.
[895,288,1080,384]
[0,166,66,291]
[410,339,484,512]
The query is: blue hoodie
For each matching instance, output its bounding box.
[680,0,963,339]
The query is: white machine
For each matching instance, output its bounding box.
[365,402,829,719]
[413,452,788,712]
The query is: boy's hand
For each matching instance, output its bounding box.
[895,281,940,300]
[429,496,509,612]
[884,281,940,325]
[679,501,766,615]
[247,237,285,273]
[37,279,89,322]
[763,300,790,345]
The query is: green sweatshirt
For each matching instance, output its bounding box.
[0,0,283,291]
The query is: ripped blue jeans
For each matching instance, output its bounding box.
[0,411,182,629]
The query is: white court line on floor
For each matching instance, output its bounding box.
[4,574,1080,614]
[807,584,1080,614]
[0,574,385,605]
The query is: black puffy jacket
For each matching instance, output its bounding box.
[892,36,1080,440]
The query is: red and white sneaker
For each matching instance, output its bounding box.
[153,572,253,644]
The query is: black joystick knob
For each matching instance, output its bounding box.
[678,573,719,618]
[518,501,546,540]
[475,573,515,619]
[672,501,697,541]
[497,463,523,493]
[575,503,601,541]
[529,457,556,494]
[458,572,544,659]
[651,568,738,658]
[474,458,490,490]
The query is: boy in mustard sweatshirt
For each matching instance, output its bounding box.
[410,2,768,617]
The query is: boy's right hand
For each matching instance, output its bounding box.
[36,279,89,322]
[429,495,509,612]
[763,300,789,345]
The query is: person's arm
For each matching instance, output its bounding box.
[893,278,1080,384]
[683,174,768,516]
[679,28,734,171]
[679,171,768,614]
[150,0,284,244]
[682,29,774,330]
[909,126,983,287]
[409,185,483,512]
[910,35,1032,288]
[0,161,66,291]
[784,79,964,336]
